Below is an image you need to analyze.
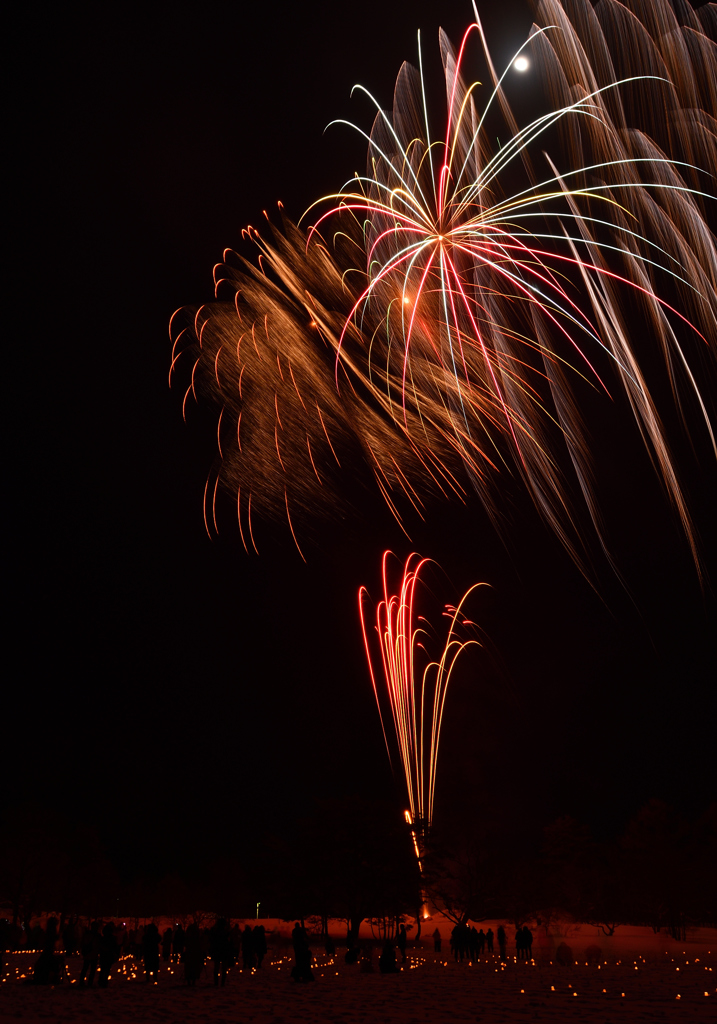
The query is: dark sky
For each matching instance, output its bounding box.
[8,0,715,878]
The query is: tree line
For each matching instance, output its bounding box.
[1,798,714,941]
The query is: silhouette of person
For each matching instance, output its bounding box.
[486,928,494,953]
[453,923,470,962]
[229,923,241,961]
[132,924,144,958]
[98,923,119,987]
[522,925,533,959]
[210,918,231,986]
[379,939,400,973]
[396,924,407,963]
[469,926,478,960]
[292,921,307,950]
[79,921,101,987]
[31,917,63,985]
[43,917,59,952]
[183,923,203,986]
[253,925,267,968]
[515,926,524,960]
[477,928,486,955]
[143,922,161,982]
[497,924,507,959]
[117,922,129,956]
[241,924,255,969]
[432,927,442,952]
[291,922,314,982]
[63,917,78,956]
[450,924,460,961]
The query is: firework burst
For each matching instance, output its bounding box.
[171,0,716,570]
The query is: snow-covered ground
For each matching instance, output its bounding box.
[2,925,715,1022]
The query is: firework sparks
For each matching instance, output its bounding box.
[359,552,486,830]
[171,0,716,570]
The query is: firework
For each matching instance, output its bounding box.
[359,552,486,830]
[171,0,716,568]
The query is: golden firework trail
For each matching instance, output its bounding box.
[359,551,486,829]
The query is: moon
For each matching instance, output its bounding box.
[513,56,530,72]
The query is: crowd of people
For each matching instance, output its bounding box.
[515,924,534,959]
[448,923,532,961]
[1,916,270,988]
[1,914,534,987]
[450,923,494,961]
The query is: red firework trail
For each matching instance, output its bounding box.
[359,551,487,828]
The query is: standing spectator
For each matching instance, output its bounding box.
[432,927,442,953]
[229,923,241,962]
[241,924,255,969]
[98,923,119,988]
[79,921,101,987]
[117,922,129,956]
[291,923,314,982]
[486,928,494,953]
[209,918,232,987]
[292,921,308,951]
[450,924,460,961]
[31,918,63,985]
[253,924,267,968]
[522,925,533,959]
[477,928,486,955]
[457,923,470,961]
[143,922,161,982]
[62,917,78,956]
[183,923,203,987]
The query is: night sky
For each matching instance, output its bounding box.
[8,0,715,882]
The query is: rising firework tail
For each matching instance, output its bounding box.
[359,551,487,830]
[171,0,716,571]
